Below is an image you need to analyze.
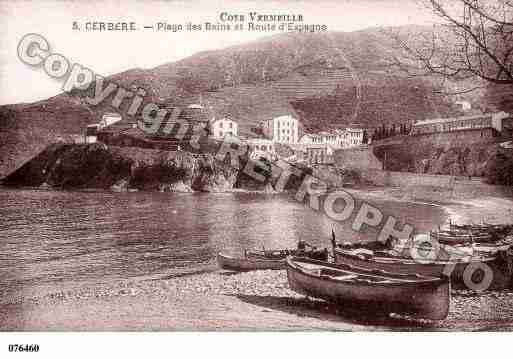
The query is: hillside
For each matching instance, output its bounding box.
[0,27,473,177]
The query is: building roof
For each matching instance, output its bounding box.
[262,114,297,124]
[97,118,138,133]
[274,114,296,120]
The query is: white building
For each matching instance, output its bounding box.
[210,117,238,139]
[300,128,364,149]
[245,138,277,161]
[99,112,122,130]
[344,128,364,147]
[261,115,299,144]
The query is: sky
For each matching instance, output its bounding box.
[0,0,441,105]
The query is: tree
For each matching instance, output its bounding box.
[387,1,513,92]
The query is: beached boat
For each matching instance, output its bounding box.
[430,229,494,245]
[450,223,513,238]
[286,256,450,320]
[334,242,512,290]
[218,247,329,271]
[246,248,328,261]
[451,237,513,255]
[217,252,287,271]
[390,235,513,258]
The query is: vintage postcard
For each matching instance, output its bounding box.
[1,0,513,344]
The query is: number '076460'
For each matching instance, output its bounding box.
[8,344,39,352]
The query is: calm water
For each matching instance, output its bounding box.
[0,188,447,299]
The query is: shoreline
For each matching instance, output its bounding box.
[346,186,513,226]
[3,265,513,331]
[2,186,513,331]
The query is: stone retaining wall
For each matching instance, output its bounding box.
[361,169,513,198]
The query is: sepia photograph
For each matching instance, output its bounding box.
[1,0,513,353]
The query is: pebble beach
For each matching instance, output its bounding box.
[2,190,513,331]
[3,267,513,331]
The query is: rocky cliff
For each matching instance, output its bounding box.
[0,143,313,193]
[373,137,513,183]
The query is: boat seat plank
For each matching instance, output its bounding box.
[328,274,358,281]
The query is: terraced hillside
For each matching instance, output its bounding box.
[0,28,471,177]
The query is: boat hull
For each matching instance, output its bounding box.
[246,249,328,261]
[286,257,450,320]
[334,248,511,290]
[217,252,286,271]
[431,231,494,245]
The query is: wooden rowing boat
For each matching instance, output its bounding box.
[217,247,329,271]
[430,230,494,245]
[286,256,450,320]
[246,248,328,261]
[334,243,512,290]
[217,252,287,271]
[451,223,513,237]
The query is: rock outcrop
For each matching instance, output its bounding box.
[1,143,311,193]
[373,137,512,180]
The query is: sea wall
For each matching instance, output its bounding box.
[361,169,513,199]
